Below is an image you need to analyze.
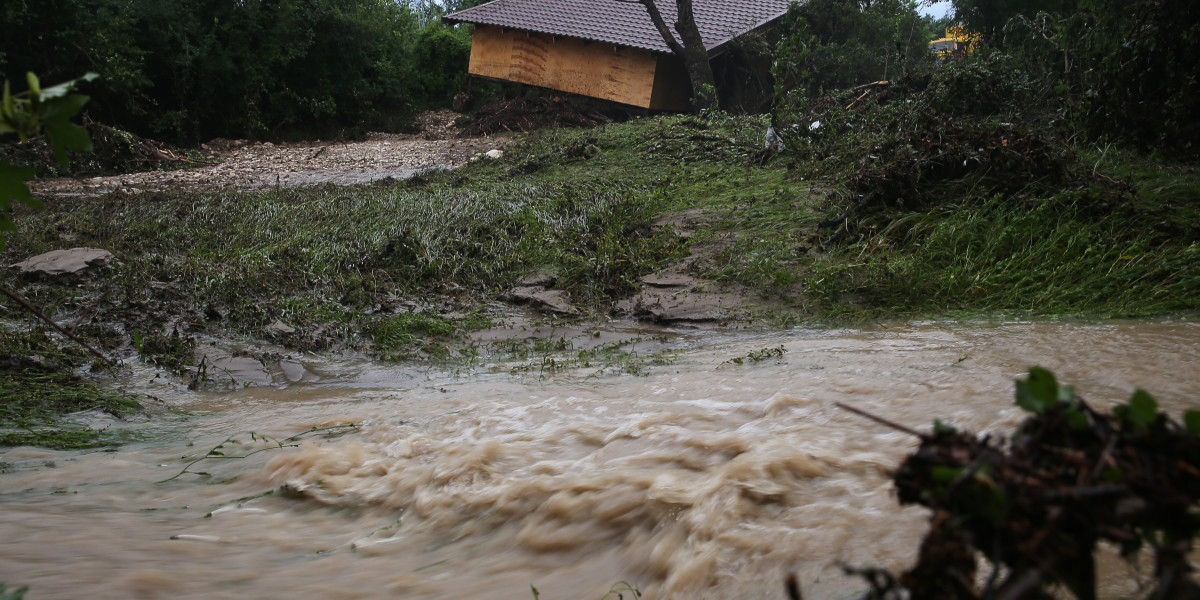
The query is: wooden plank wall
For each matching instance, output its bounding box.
[468,25,689,110]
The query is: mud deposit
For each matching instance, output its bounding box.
[29,111,515,197]
[2,319,1197,599]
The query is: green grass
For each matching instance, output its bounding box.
[369,311,493,360]
[2,111,1197,362]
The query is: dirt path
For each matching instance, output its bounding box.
[30,110,516,197]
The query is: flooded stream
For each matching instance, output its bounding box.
[2,319,1198,599]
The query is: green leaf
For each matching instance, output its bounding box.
[25,72,41,99]
[1066,407,1089,431]
[933,419,958,435]
[1,80,16,133]
[43,117,92,167]
[40,93,90,122]
[1128,389,1158,428]
[38,72,98,100]
[0,160,36,209]
[931,465,961,484]
[1016,367,1059,414]
[1185,411,1200,436]
[1058,384,1076,403]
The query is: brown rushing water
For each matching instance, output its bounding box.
[2,319,1198,600]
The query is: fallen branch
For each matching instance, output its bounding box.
[0,284,115,366]
[835,401,926,438]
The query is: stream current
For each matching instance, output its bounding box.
[2,319,1198,599]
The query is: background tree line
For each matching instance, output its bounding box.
[4,0,1195,154]
[772,0,1198,155]
[0,0,487,144]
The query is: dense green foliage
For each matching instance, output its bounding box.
[772,0,937,96]
[946,0,1200,154]
[764,0,1199,319]
[774,0,1198,154]
[1,72,93,247]
[0,0,474,143]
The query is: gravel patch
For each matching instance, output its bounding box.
[30,110,516,197]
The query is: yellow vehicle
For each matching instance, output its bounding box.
[929,26,979,62]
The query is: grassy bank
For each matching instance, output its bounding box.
[1,111,1197,446]
[3,112,1198,345]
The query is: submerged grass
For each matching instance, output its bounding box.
[0,328,144,449]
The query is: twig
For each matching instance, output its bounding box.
[785,573,803,600]
[156,423,359,483]
[0,284,115,366]
[846,80,891,109]
[68,293,106,335]
[835,401,926,438]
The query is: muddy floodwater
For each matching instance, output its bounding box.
[2,319,1198,599]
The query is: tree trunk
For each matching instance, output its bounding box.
[635,0,718,111]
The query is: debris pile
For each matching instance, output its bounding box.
[461,95,623,136]
[844,368,1200,599]
[1,115,208,178]
[774,78,1092,245]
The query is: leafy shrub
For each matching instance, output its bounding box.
[852,367,1200,598]
[772,0,936,96]
[1,0,477,143]
[923,51,1040,118]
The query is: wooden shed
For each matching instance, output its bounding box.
[444,0,794,111]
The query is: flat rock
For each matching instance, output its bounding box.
[507,286,578,315]
[267,320,296,335]
[640,273,699,288]
[10,248,113,278]
[616,274,754,323]
[517,270,557,287]
[616,292,735,323]
[196,349,272,388]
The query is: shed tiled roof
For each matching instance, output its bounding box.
[444,0,795,55]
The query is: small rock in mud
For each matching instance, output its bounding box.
[507,286,578,315]
[10,248,114,279]
[267,320,297,336]
[518,270,557,288]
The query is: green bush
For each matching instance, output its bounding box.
[923,51,1040,118]
[772,0,935,96]
[0,0,477,143]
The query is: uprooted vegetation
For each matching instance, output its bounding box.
[839,368,1200,599]
[1,116,211,178]
[772,56,1200,317]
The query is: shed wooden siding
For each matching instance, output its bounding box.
[467,25,691,110]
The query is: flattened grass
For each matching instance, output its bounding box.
[0,328,144,449]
